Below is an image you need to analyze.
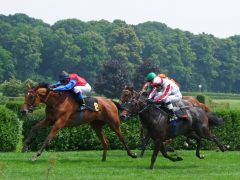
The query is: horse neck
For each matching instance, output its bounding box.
[39,90,73,107]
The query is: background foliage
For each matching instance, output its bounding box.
[1,14,240,98]
[1,100,239,152]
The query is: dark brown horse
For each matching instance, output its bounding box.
[119,86,212,156]
[120,89,226,169]
[21,83,137,161]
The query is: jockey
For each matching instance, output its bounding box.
[147,75,182,122]
[141,72,157,94]
[50,71,92,110]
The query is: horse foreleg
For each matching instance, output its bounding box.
[195,138,204,159]
[150,140,160,170]
[90,121,109,162]
[159,142,183,162]
[22,118,50,153]
[140,133,150,157]
[110,123,137,159]
[31,120,65,161]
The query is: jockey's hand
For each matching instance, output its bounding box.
[156,101,165,106]
[147,99,154,104]
[48,87,54,91]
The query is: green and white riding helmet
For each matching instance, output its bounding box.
[146,72,157,82]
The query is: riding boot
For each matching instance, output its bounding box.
[77,93,86,111]
[165,102,177,123]
[168,109,177,122]
[168,108,177,137]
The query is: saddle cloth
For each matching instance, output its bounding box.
[83,97,101,112]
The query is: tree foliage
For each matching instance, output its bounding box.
[94,60,131,98]
[1,13,240,95]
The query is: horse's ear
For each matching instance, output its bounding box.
[128,85,134,91]
[27,83,32,89]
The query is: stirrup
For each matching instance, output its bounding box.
[79,104,86,111]
[169,115,177,122]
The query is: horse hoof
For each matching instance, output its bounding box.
[30,156,37,162]
[198,155,205,159]
[177,156,183,161]
[131,153,138,158]
[22,147,28,153]
[225,145,230,150]
[183,142,189,148]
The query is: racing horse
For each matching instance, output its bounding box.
[21,83,137,161]
[120,88,226,169]
[119,86,213,156]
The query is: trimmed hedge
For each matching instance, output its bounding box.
[21,108,240,151]
[0,105,23,151]
[22,108,141,151]
[1,104,240,151]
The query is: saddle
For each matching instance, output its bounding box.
[82,97,101,112]
[174,108,188,119]
[155,104,188,120]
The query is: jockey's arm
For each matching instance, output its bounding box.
[49,81,61,88]
[148,87,157,99]
[53,80,77,91]
[154,84,171,102]
[141,82,149,92]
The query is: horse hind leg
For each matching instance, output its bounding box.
[208,135,226,152]
[198,125,226,152]
[188,132,204,159]
[90,121,109,162]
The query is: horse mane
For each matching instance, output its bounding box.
[34,82,50,90]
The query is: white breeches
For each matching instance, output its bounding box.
[154,90,182,103]
[73,83,91,96]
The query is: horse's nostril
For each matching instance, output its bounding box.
[120,114,128,121]
[21,110,28,116]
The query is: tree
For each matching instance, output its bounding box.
[108,26,143,68]
[94,60,131,98]
[133,59,160,90]
[74,31,109,84]
[0,46,15,82]
[1,77,24,97]
[10,24,43,80]
[40,28,81,79]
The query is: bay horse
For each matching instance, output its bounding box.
[182,96,211,112]
[21,83,137,161]
[120,89,226,169]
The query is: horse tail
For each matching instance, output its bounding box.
[207,112,224,126]
[111,100,125,111]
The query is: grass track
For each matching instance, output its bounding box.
[0,150,239,180]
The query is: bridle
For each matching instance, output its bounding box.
[121,89,149,117]
[24,88,52,111]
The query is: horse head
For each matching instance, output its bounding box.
[119,86,148,119]
[21,83,50,116]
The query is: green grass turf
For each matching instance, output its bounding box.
[0,150,239,180]
[213,99,240,109]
